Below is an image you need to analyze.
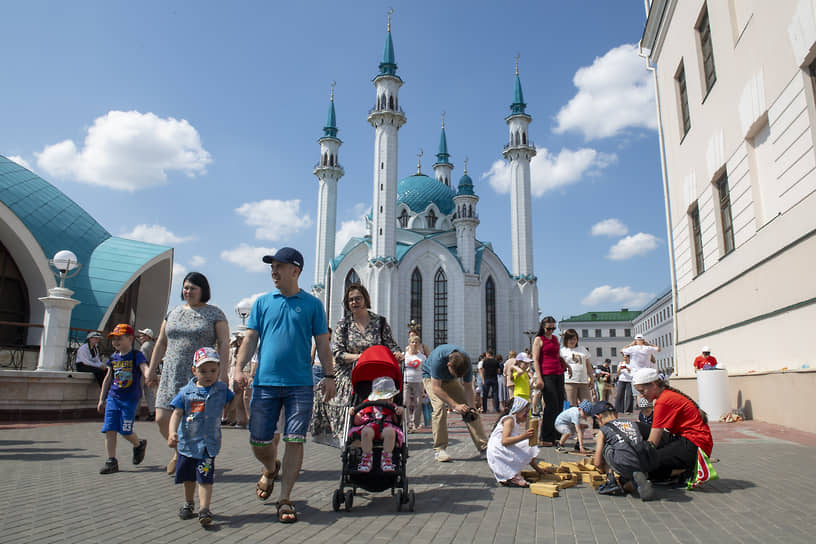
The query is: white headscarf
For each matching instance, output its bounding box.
[510,396,529,415]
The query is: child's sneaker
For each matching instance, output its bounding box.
[357,453,373,473]
[99,458,119,474]
[198,508,213,526]
[381,452,395,472]
[132,439,147,465]
[633,471,656,501]
[178,502,196,520]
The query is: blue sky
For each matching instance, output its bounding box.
[1,0,669,331]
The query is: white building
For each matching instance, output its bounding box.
[311,21,539,357]
[631,288,674,373]
[641,0,816,431]
[558,310,640,367]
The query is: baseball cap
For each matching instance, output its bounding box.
[634,334,645,340]
[702,346,711,353]
[193,347,220,367]
[108,324,134,337]
[590,401,615,416]
[137,328,155,339]
[632,367,660,385]
[262,247,304,269]
[516,352,533,363]
[86,331,103,341]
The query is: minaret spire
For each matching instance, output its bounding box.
[433,111,453,186]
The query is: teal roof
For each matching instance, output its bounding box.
[378,29,397,76]
[560,310,642,323]
[323,99,338,139]
[456,173,475,196]
[0,155,171,330]
[435,126,450,165]
[509,74,528,116]
[397,174,455,215]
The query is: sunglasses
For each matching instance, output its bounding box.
[545,327,556,331]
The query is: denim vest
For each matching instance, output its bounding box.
[176,379,230,459]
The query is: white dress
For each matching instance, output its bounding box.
[486,415,540,482]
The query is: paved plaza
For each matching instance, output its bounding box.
[1,415,815,544]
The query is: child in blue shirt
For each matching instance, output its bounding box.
[97,324,148,475]
[168,347,235,526]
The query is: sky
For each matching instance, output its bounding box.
[1,0,670,331]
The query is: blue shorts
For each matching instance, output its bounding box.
[249,385,313,445]
[101,397,137,435]
[175,453,215,485]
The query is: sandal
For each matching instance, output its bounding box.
[501,476,529,488]
[256,459,282,501]
[276,499,297,523]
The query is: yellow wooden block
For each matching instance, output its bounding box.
[556,478,576,489]
[579,472,596,484]
[537,461,555,471]
[555,473,575,481]
[530,483,559,497]
[521,470,540,482]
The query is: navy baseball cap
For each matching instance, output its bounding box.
[590,401,615,416]
[262,247,304,269]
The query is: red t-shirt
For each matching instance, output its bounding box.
[693,355,718,370]
[537,335,563,375]
[652,389,713,456]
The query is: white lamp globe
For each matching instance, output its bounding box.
[235,300,252,318]
[52,250,80,273]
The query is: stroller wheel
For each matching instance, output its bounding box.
[344,489,354,512]
[408,489,415,512]
[332,489,343,512]
[395,489,403,512]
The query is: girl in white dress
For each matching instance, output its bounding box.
[486,397,551,487]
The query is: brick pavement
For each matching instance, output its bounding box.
[1,415,815,544]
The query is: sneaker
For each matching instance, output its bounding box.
[633,471,655,501]
[381,452,395,472]
[132,439,147,465]
[357,453,373,473]
[479,448,487,460]
[99,458,119,474]
[597,481,625,496]
[198,508,213,526]
[573,442,581,452]
[555,445,567,453]
[434,449,452,462]
[178,502,196,520]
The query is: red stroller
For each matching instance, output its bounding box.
[332,345,415,512]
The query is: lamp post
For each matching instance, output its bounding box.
[523,329,537,353]
[235,301,252,330]
[37,250,82,372]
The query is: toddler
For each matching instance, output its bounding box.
[638,397,654,427]
[554,400,593,453]
[349,377,404,472]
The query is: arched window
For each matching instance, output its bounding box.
[485,277,496,355]
[322,152,328,166]
[522,132,527,145]
[389,95,394,110]
[344,269,360,291]
[0,240,30,345]
[468,204,473,218]
[330,154,335,166]
[410,268,422,330]
[398,209,409,228]
[426,209,437,229]
[433,268,447,347]
[516,130,521,145]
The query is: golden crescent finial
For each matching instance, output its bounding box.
[417,147,423,174]
[330,81,336,101]
[388,8,393,31]
[464,156,469,175]
[441,111,446,129]
[515,53,520,76]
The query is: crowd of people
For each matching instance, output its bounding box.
[87,245,716,526]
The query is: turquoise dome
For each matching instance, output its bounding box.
[397,174,455,215]
[456,173,475,196]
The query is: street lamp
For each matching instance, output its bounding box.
[49,250,81,288]
[235,300,252,328]
[523,329,537,353]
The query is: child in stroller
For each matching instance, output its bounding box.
[349,377,404,472]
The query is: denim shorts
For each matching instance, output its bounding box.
[249,385,313,445]
[101,397,138,435]
[175,452,215,485]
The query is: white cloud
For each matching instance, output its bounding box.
[591,218,628,237]
[172,263,187,282]
[235,199,313,241]
[554,44,658,141]
[607,232,660,260]
[120,224,194,246]
[189,255,206,267]
[7,155,32,170]
[236,292,265,312]
[335,204,369,252]
[220,243,276,272]
[482,147,616,196]
[582,285,655,308]
[34,110,212,191]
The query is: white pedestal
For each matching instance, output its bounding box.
[36,287,80,372]
[696,368,730,421]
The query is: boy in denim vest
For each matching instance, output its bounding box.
[168,347,235,526]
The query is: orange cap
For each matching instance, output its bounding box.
[108,324,135,337]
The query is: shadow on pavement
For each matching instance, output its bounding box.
[0,452,95,461]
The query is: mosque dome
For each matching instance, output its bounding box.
[396,174,455,215]
[456,173,475,196]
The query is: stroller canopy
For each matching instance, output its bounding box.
[351,345,403,389]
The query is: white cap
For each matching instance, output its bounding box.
[632,368,660,385]
[702,346,711,353]
[634,334,645,340]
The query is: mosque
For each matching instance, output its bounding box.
[311,21,539,358]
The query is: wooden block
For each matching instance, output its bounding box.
[559,462,581,472]
[530,483,559,497]
[537,461,555,471]
[521,470,540,482]
[555,465,571,473]
[537,473,560,482]
[579,472,596,484]
[556,478,576,489]
[555,473,575,481]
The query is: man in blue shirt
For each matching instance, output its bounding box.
[422,344,487,462]
[235,247,334,523]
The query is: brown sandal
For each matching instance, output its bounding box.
[256,459,281,501]
[276,499,297,523]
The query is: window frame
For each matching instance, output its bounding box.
[676,60,692,138]
[697,4,717,97]
[689,202,705,276]
[715,172,735,255]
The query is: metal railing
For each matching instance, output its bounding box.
[0,321,103,371]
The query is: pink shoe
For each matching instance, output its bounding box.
[357,453,373,473]
[381,452,395,472]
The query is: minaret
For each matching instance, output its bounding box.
[312,83,344,304]
[502,57,535,279]
[432,112,453,187]
[367,12,406,319]
[453,158,479,274]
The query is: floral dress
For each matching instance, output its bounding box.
[310,311,398,447]
[155,304,227,410]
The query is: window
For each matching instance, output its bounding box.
[0,240,30,345]
[715,173,735,254]
[624,328,631,337]
[595,329,602,338]
[581,329,588,338]
[596,348,603,357]
[697,5,717,94]
[485,277,496,355]
[433,268,447,347]
[609,329,616,338]
[426,209,437,229]
[410,268,422,330]
[611,347,617,357]
[398,209,409,228]
[344,268,360,290]
[689,203,705,275]
[676,61,691,137]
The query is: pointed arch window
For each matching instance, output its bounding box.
[426,209,437,229]
[485,277,496,355]
[433,268,447,347]
[389,95,394,110]
[410,268,422,330]
[345,269,360,291]
[398,209,409,228]
[522,132,527,145]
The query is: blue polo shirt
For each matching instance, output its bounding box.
[247,289,328,387]
[422,344,473,383]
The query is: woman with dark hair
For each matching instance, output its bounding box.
[145,271,230,473]
[532,316,571,446]
[75,331,107,386]
[310,282,400,447]
[560,328,594,407]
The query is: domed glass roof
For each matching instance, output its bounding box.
[397,174,455,215]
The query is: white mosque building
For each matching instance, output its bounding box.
[311,21,539,358]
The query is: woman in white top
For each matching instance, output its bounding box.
[403,334,427,432]
[560,329,595,406]
[614,354,634,413]
[75,331,107,386]
[621,334,660,372]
